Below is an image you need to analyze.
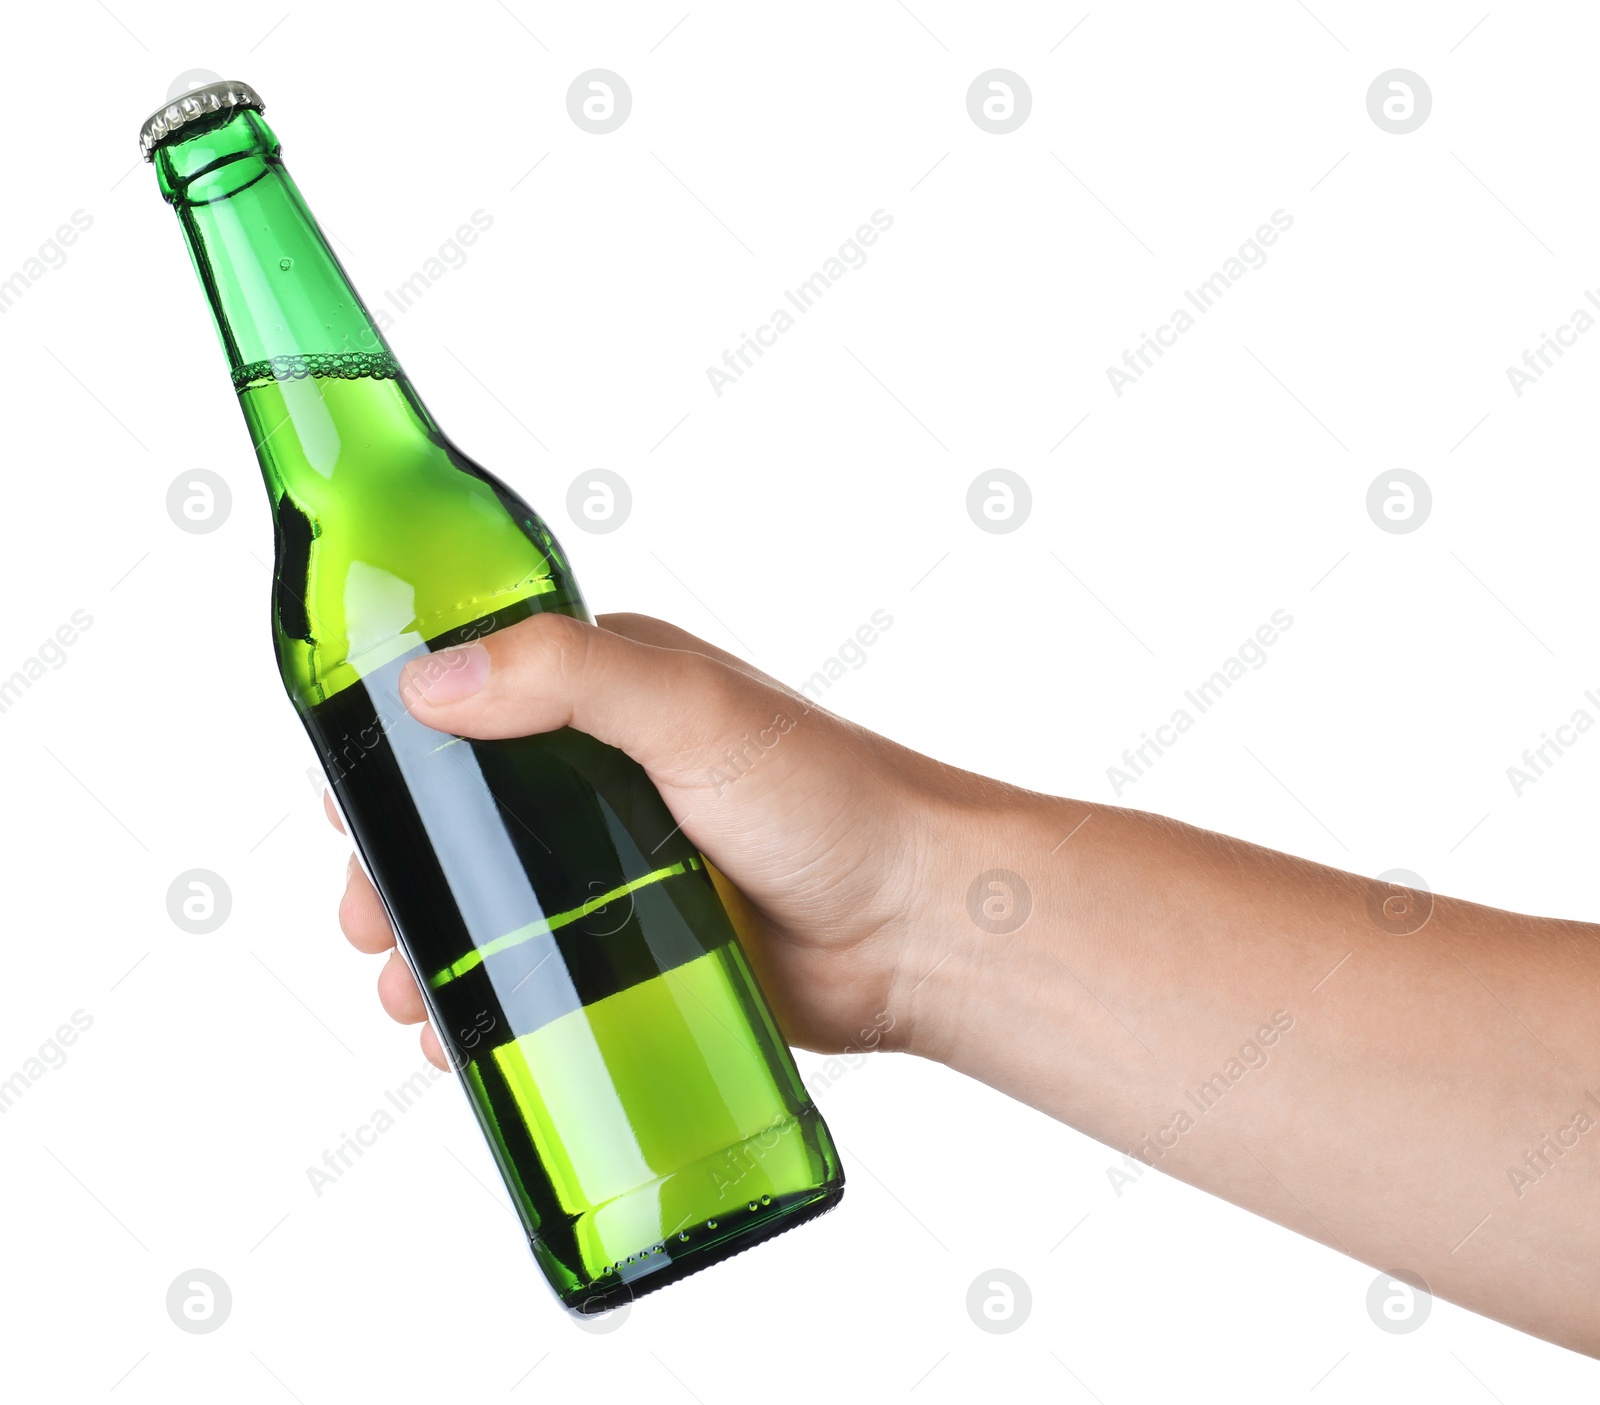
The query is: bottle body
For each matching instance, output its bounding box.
[155,93,842,1311]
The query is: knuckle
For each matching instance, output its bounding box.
[551,614,596,691]
[501,610,590,688]
[672,652,758,755]
[596,610,653,635]
[690,651,743,715]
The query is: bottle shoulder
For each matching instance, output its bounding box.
[242,374,584,704]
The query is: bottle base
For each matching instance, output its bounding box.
[555,1180,845,1315]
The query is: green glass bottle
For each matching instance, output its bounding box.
[141,82,842,1312]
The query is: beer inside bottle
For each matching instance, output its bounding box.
[144,83,842,1311]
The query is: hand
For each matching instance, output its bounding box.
[329,610,970,1068]
[325,610,1600,1355]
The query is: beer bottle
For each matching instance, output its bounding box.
[141,81,843,1313]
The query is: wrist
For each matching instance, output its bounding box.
[884,777,1098,1068]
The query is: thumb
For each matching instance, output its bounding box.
[396,611,794,787]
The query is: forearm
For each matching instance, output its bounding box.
[896,787,1600,1356]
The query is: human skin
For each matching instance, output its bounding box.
[328,611,1600,1358]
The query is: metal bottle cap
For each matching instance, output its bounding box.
[139,80,265,161]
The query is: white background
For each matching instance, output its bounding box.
[1,0,1596,1398]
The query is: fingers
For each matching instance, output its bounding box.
[595,613,790,693]
[322,788,345,833]
[334,818,445,1063]
[338,856,395,954]
[398,611,759,778]
[377,950,427,1023]
[420,1022,447,1071]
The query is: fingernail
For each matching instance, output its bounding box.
[403,642,490,705]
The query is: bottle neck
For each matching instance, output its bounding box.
[155,107,396,386]
[151,104,579,705]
